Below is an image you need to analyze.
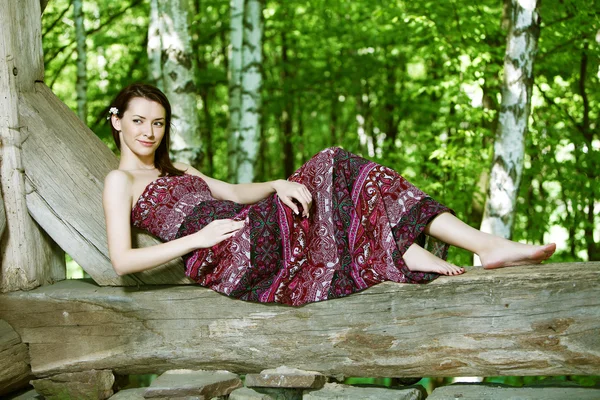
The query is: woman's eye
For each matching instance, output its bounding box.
[154,122,164,127]
[133,119,142,124]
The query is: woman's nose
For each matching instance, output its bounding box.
[144,124,155,138]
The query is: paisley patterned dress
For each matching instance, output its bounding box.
[131,147,452,306]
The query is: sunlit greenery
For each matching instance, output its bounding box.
[40,0,599,392]
[42,0,599,266]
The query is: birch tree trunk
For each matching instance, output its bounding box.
[228,0,244,183]
[480,0,541,238]
[280,31,294,178]
[237,0,263,183]
[157,0,201,168]
[147,0,163,89]
[73,0,87,122]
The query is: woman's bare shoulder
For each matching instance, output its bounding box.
[104,169,134,189]
[173,161,192,174]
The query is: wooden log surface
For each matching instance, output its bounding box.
[0,191,5,240]
[0,0,65,292]
[19,82,188,286]
[0,319,32,395]
[0,262,598,379]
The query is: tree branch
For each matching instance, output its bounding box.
[42,0,73,39]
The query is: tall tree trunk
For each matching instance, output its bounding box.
[147,0,163,88]
[480,0,541,239]
[329,89,338,146]
[73,0,87,122]
[156,0,201,167]
[228,0,244,183]
[237,0,263,183]
[577,45,599,260]
[280,31,294,178]
[200,88,214,176]
[383,48,400,152]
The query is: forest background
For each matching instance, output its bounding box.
[39,0,598,391]
[43,0,599,269]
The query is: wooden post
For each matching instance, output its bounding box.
[0,0,65,292]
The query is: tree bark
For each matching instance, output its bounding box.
[228,0,244,183]
[480,0,541,238]
[0,0,65,292]
[280,31,294,178]
[577,45,599,261]
[237,0,263,183]
[147,0,163,89]
[200,88,214,176]
[1,262,598,378]
[73,0,87,123]
[157,0,202,168]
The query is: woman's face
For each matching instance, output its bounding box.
[113,97,167,157]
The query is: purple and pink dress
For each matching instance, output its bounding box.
[131,147,452,306]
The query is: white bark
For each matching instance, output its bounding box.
[237,0,263,183]
[228,0,244,183]
[147,0,163,89]
[74,0,87,122]
[480,0,540,238]
[157,0,202,167]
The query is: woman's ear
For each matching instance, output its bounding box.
[111,114,122,131]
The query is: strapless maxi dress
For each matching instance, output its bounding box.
[131,147,453,306]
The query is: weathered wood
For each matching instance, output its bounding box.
[0,262,598,378]
[0,191,6,240]
[0,0,65,292]
[0,319,32,395]
[19,83,189,286]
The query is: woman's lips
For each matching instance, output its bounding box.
[138,140,155,147]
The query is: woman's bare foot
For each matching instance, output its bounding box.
[478,241,556,270]
[403,243,465,276]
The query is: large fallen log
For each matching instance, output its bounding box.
[0,262,598,379]
[0,319,32,395]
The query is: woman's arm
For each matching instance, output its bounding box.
[103,170,243,275]
[176,163,313,217]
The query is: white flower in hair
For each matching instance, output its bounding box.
[107,107,119,121]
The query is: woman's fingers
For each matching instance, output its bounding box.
[211,219,244,235]
[274,181,313,218]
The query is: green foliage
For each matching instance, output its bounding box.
[42,0,598,266]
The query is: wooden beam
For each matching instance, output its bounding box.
[20,83,188,286]
[0,0,65,292]
[1,262,598,378]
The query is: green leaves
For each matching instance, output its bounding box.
[42,0,598,262]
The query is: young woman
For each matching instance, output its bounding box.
[103,83,556,306]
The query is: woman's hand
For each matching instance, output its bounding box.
[273,180,313,218]
[192,219,245,248]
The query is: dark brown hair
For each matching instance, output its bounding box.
[108,83,186,177]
